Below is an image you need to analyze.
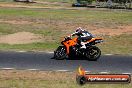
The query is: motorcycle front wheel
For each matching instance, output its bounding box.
[85,46,101,61]
[54,46,67,60]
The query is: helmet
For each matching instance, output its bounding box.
[76,27,83,33]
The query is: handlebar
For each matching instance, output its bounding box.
[64,36,72,41]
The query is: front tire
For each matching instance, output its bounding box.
[54,46,67,60]
[85,46,101,61]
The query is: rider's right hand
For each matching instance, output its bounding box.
[67,34,72,38]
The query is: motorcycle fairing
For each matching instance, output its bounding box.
[62,37,103,54]
[63,38,78,54]
[84,38,103,44]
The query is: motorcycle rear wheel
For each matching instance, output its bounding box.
[54,46,67,60]
[85,46,101,61]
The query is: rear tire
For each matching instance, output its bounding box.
[54,46,67,60]
[85,46,101,61]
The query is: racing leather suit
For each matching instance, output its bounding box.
[71,30,93,48]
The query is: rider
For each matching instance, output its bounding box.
[70,27,94,49]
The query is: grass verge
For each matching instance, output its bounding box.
[0,5,131,55]
[0,70,131,88]
[98,34,132,55]
[0,42,59,51]
[0,34,131,55]
[0,8,131,30]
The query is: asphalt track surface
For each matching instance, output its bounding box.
[0,51,131,73]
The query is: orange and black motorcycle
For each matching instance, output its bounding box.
[54,36,103,61]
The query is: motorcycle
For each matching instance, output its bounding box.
[53,36,103,61]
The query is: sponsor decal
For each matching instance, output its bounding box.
[76,66,131,85]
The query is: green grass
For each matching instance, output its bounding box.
[0,6,131,55]
[0,0,73,7]
[0,79,131,88]
[0,7,131,35]
[0,0,13,2]
[98,34,132,55]
[0,1,131,87]
[35,0,75,3]
[0,70,131,88]
[0,8,131,28]
[0,42,59,51]
[0,34,131,55]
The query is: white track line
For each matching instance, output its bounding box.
[37,51,45,53]
[100,72,109,74]
[0,68,131,74]
[48,52,54,54]
[56,70,69,72]
[105,54,113,56]
[0,68,15,70]
[27,69,40,71]
[122,73,131,74]
[18,51,27,53]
